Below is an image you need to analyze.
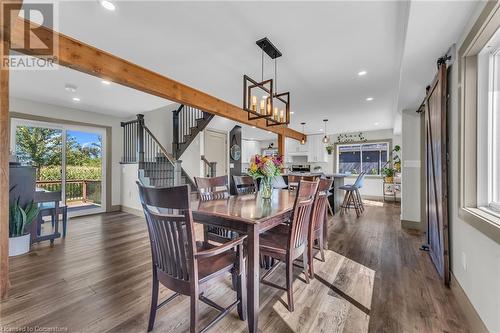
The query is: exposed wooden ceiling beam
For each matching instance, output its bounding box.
[1,0,23,299]
[10,17,305,141]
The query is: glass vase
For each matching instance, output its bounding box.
[260,177,273,199]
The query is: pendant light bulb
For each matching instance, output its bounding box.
[322,119,329,144]
[300,122,306,145]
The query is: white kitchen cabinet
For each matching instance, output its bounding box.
[242,140,260,163]
[307,135,328,163]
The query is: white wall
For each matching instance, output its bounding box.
[401,109,421,223]
[9,97,123,207]
[448,24,500,331]
[142,103,177,151]
[120,163,141,211]
[180,132,203,180]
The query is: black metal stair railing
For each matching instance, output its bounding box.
[121,115,195,189]
[173,105,214,159]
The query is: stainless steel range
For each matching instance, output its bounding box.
[291,164,311,173]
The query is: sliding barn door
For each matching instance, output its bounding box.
[424,61,450,285]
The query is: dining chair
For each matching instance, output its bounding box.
[137,182,247,333]
[259,179,319,312]
[233,175,257,195]
[194,176,236,243]
[339,172,366,217]
[287,175,318,191]
[308,178,333,278]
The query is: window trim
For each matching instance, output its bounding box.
[336,141,390,176]
[334,139,393,178]
[458,1,500,244]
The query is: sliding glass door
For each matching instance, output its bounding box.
[11,119,106,216]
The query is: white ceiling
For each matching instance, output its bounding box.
[12,0,482,140]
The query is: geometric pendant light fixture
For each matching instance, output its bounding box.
[243,37,290,126]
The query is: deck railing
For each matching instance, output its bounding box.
[36,180,102,203]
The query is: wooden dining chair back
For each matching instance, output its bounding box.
[194,175,230,201]
[137,182,247,333]
[307,178,333,278]
[194,176,237,244]
[287,175,318,191]
[259,179,319,312]
[233,175,257,195]
[289,180,319,255]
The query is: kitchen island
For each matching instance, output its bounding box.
[283,172,347,214]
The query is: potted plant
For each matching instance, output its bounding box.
[248,154,283,199]
[392,145,401,172]
[9,198,39,256]
[382,167,395,183]
[325,144,334,155]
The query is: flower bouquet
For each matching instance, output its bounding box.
[247,154,283,199]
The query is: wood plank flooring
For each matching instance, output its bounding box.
[1,201,471,332]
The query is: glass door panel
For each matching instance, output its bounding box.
[65,130,103,213]
[13,123,64,196]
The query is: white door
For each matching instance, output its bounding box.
[204,129,227,177]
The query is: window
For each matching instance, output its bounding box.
[337,142,388,176]
[477,28,500,216]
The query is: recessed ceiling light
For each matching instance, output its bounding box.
[366,97,374,101]
[252,126,256,129]
[99,0,116,11]
[290,111,294,114]
[319,128,323,131]
[358,70,367,76]
[374,122,380,126]
[101,80,111,85]
[72,97,81,102]
[64,84,77,93]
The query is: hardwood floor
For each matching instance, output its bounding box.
[1,201,470,332]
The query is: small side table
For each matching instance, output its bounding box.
[383,181,401,202]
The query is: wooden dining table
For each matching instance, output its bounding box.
[192,189,296,333]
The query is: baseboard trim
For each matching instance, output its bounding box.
[401,219,421,230]
[109,205,121,212]
[450,272,489,333]
[120,205,143,217]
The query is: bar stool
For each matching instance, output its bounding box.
[339,172,366,217]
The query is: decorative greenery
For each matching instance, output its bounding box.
[325,144,334,155]
[9,198,39,237]
[336,132,367,144]
[382,167,394,178]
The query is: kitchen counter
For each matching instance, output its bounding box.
[281,173,347,214]
[284,172,348,178]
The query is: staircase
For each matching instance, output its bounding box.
[120,113,192,189]
[173,105,214,159]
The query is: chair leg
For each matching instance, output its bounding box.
[340,191,349,215]
[147,271,159,332]
[308,237,314,279]
[357,189,365,212]
[62,207,68,238]
[203,225,209,244]
[318,234,325,262]
[237,263,247,321]
[190,292,199,333]
[302,251,310,284]
[286,257,294,312]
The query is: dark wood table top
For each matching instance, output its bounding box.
[192,189,295,224]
